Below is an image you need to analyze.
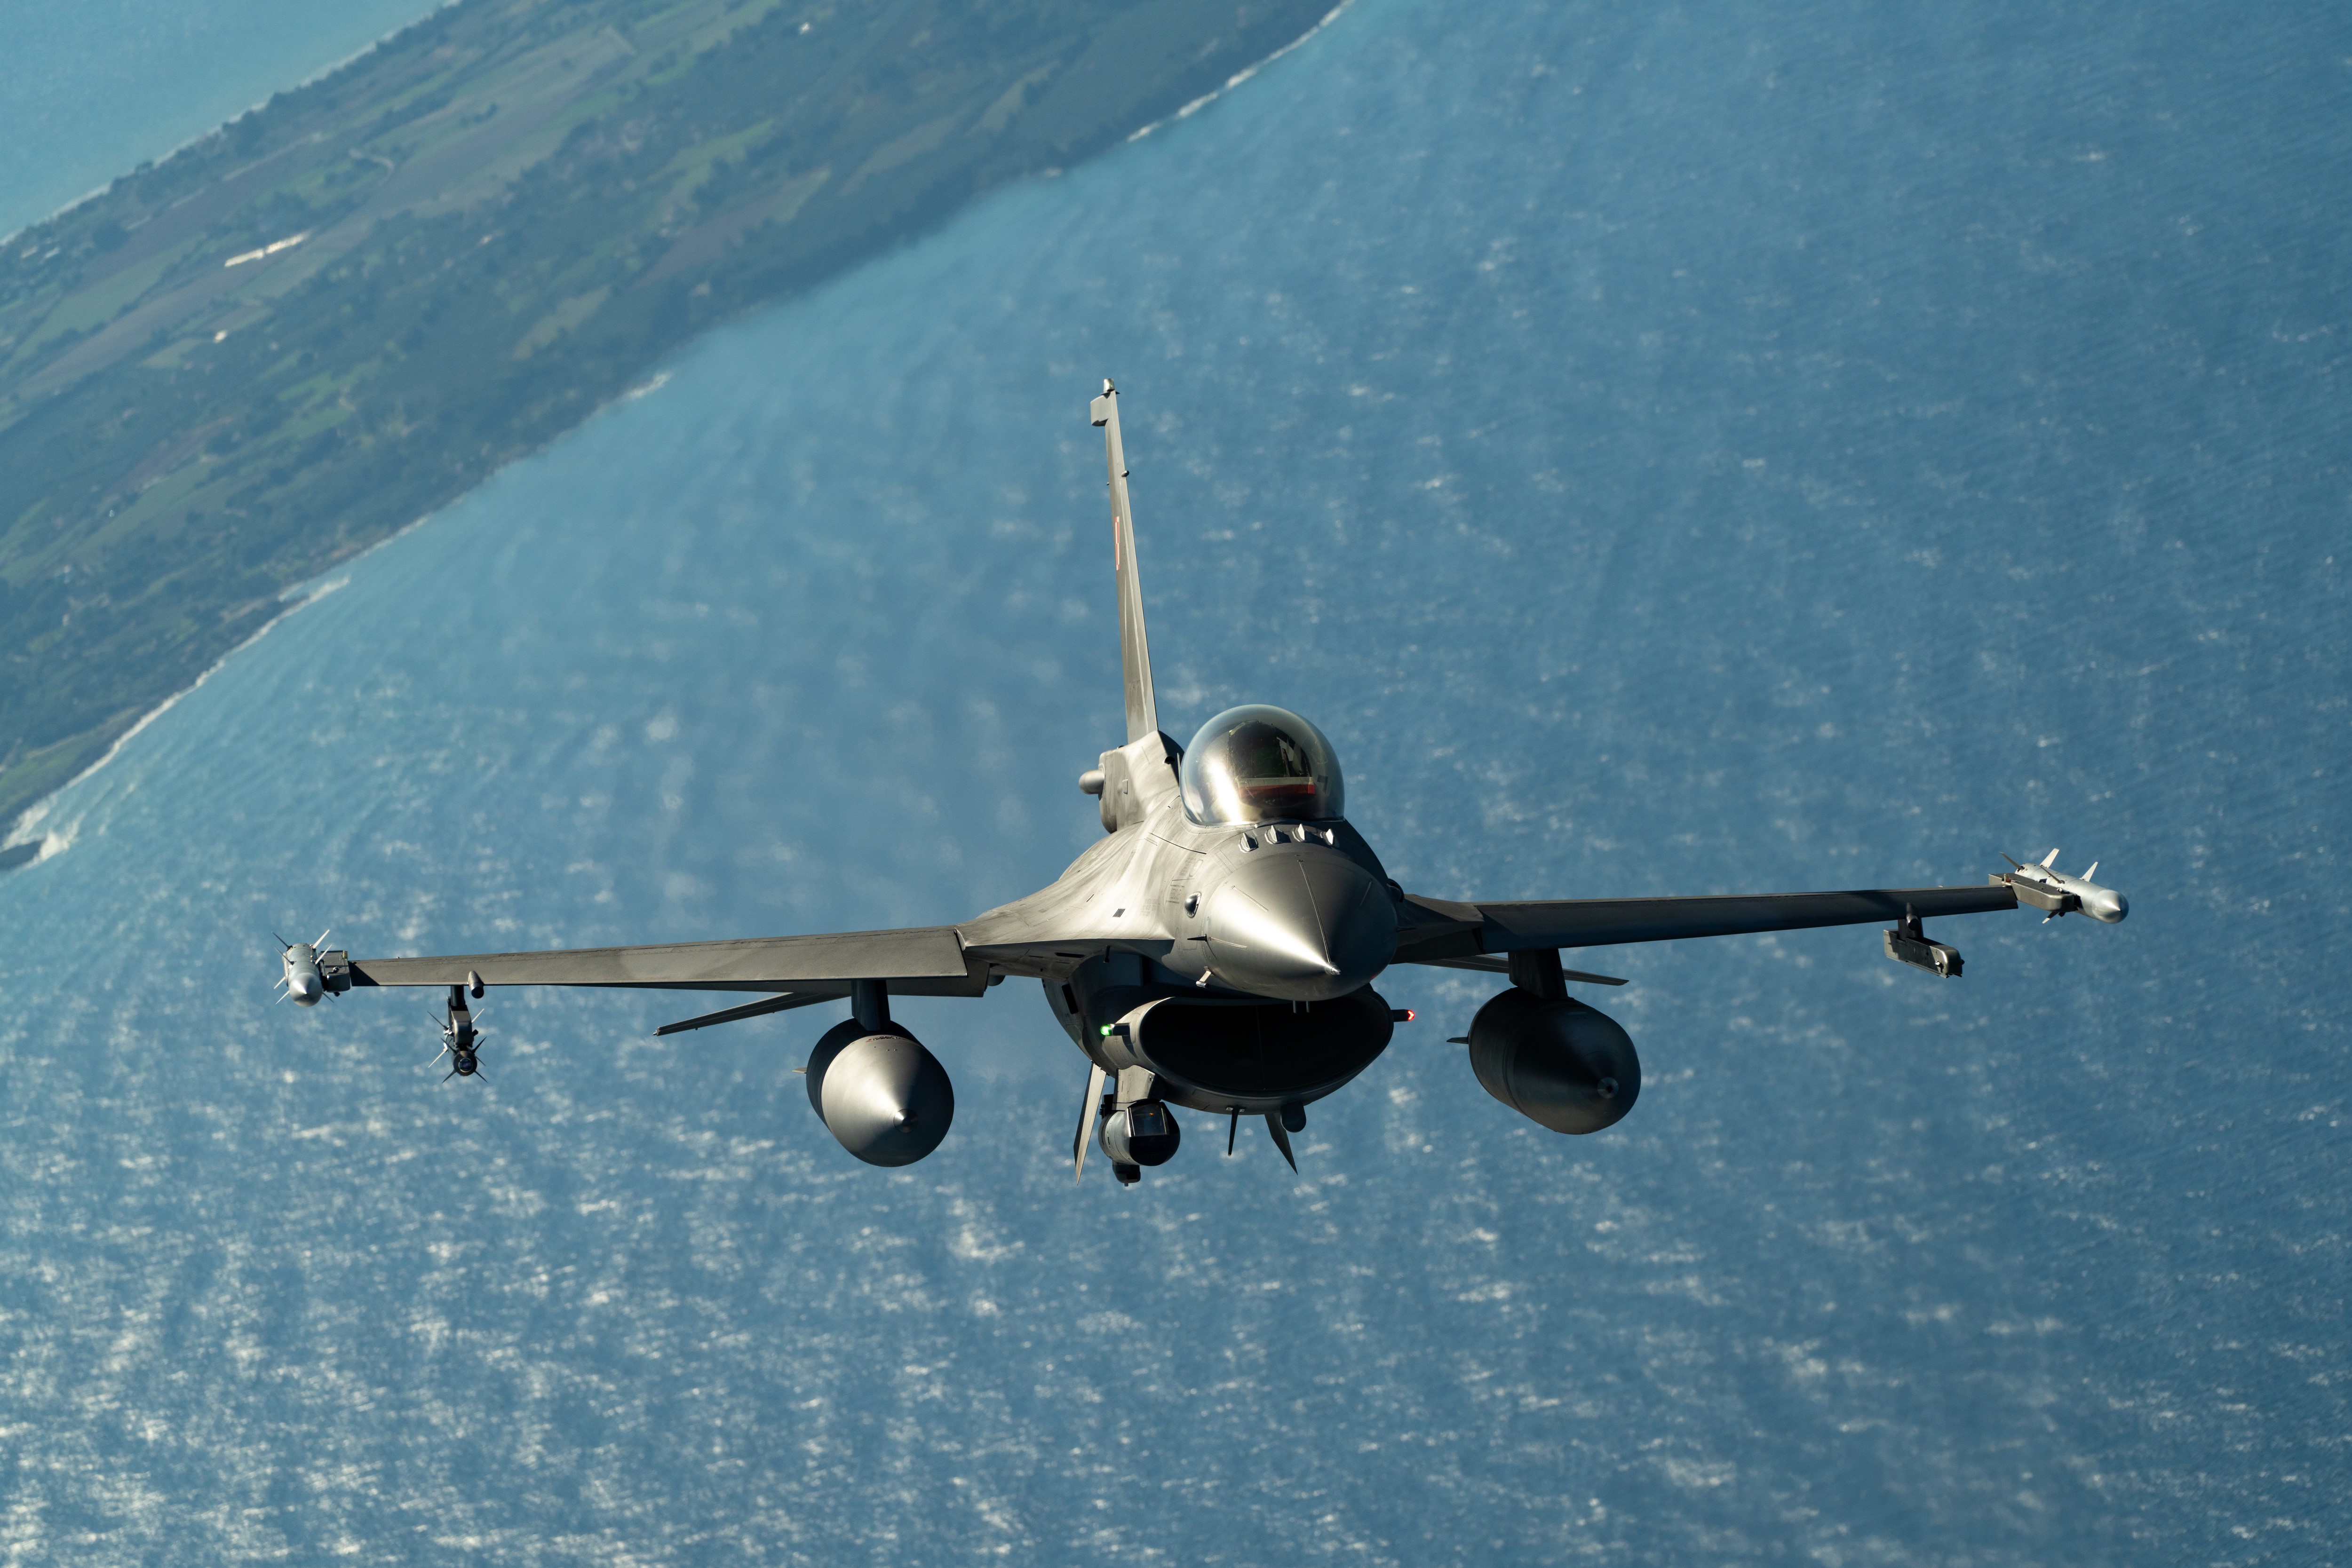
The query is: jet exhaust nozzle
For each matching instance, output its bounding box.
[804,1020,955,1166]
[1466,987,1642,1135]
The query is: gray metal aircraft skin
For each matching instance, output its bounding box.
[279,380,2129,1184]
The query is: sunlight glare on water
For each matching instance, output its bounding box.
[0,0,2344,1560]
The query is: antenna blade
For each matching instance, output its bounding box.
[1263,1112,1299,1173]
[1090,379,1158,744]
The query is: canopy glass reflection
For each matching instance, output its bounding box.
[1180,705,1345,824]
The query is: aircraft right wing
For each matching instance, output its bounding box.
[350,925,986,995]
[1392,880,2019,962]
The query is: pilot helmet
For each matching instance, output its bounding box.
[1180,705,1345,824]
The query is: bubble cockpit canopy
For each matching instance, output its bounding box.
[1180,705,1345,825]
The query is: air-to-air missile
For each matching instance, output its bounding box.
[1997,849,2131,925]
[274,931,351,1006]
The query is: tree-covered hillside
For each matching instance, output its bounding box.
[0,0,1333,838]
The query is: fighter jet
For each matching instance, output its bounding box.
[281,380,2125,1184]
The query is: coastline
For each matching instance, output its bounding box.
[0,1,463,249]
[0,0,1346,859]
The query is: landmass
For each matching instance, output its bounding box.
[0,0,1335,840]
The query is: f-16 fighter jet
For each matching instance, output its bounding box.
[281,381,2125,1185]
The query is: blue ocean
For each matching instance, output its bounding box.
[0,0,437,238]
[0,0,2344,1560]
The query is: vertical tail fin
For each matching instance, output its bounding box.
[1089,379,1159,744]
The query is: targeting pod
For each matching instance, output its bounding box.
[1099,1099,1181,1167]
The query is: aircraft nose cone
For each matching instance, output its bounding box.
[1206,848,1397,1000]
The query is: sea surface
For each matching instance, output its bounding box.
[0,0,438,238]
[0,0,2345,1561]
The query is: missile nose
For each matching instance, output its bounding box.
[2087,887,2129,923]
[1205,847,1397,1000]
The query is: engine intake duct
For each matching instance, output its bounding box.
[1095,988,1394,1114]
[1466,987,1641,1135]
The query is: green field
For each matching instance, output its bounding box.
[0,0,1333,837]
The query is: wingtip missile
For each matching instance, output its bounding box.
[1998,853,2128,924]
[274,929,353,1007]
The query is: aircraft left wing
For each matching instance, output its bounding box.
[1392,881,2018,961]
[350,925,987,996]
